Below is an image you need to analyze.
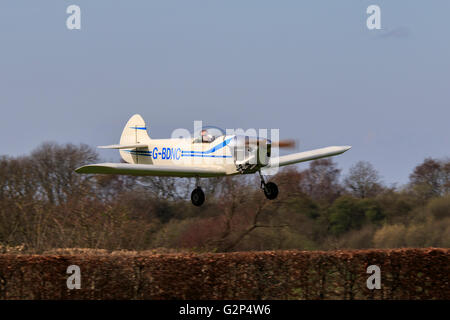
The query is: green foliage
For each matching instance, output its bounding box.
[426,195,450,220]
[376,189,415,223]
[284,195,320,219]
[328,196,385,236]
[360,198,385,223]
[329,196,365,235]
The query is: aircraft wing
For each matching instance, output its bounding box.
[268,146,351,168]
[75,162,227,177]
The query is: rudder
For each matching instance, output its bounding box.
[119,114,151,164]
[120,114,151,145]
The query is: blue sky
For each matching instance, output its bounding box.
[0,1,449,185]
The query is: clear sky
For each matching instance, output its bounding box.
[0,1,449,185]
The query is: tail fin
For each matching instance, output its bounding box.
[119,114,151,164]
[120,114,151,145]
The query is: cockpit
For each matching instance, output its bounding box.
[192,126,226,144]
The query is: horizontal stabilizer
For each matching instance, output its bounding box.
[75,163,227,178]
[98,143,148,149]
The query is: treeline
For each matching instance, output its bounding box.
[0,142,449,253]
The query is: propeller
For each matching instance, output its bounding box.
[230,136,297,166]
[270,139,296,149]
[240,137,296,149]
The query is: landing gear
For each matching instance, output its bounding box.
[263,182,279,200]
[258,171,278,200]
[191,187,205,206]
[191,176,205,206]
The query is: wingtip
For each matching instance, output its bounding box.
[74,166,84,174]
[332,145,352,152]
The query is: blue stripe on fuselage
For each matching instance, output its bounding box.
[181,137,233,155]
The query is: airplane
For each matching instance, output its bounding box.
[75,114,351,206]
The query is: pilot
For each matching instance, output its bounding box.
[201,129,213,143]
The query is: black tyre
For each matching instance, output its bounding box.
[191,187,205,206]
[263,182,278,200]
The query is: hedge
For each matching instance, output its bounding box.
[0,248,448,299]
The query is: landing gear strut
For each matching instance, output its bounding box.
[191,176,205,206]
[259,171,278,200]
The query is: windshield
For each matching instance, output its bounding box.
[193,126,226,143]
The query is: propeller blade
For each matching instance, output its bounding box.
[239,137,296,149]
[271,139,296,148]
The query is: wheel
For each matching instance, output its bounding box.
[263,182,278,200]
[191,187,205,206]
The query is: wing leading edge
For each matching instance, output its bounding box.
[268,146,351,168]
[75,163,227,177]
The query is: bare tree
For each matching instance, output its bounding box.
[299,159,342,204]
[31,142,99,204]
[409,158,450,200]
[344,161,382,198]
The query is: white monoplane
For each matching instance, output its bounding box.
[76,114,351,206]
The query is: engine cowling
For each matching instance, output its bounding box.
[228,135,272,173]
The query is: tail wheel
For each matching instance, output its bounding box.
[191,187,205,206]
[263,182,278,200]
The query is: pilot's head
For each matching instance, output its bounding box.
[201,129,212,142]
